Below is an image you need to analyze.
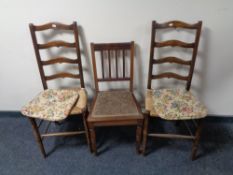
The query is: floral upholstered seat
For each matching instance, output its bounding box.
[21,89,79,121]
[70,88,88,115]
[145,88,207,120]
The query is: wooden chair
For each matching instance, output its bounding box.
[22,22,90,158]
[87,42,143,155]
[141,20,207,160]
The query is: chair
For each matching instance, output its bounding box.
[141,20,207,160]
[22,22,90,158]
[87,42,143,155]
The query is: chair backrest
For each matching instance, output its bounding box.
[91,42,135,92]
[147,20,202,91]
[29,21,85,90]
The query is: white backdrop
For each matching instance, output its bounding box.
[0,0,233,116]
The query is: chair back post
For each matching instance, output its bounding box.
[147,21,156,90]
[129,41,134,92]
[73,22,85,88]
[90,42,99,92]
[186,21,202,90]
[29,24,48,90]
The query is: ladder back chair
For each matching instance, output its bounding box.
[22,22,90,158]
[87,42,143,155]
[141,20,207,160]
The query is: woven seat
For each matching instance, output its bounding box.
[146,88,207,120]
[91,91,140,119]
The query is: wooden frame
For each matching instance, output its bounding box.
[142,20,204,160]
[90,42,135,92]
[28,22,90,158]
[87,42,143,155]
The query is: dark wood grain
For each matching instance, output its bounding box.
[38,41,76,49]
[101,50,105,79]
[97,77,130,82]
[31,22,74,31]
[154,40,195,48]
[29,21,85,89]
[108,50,111,78]
[151,72,189,81]
[42,57,78,65]
[123,49,125,78]
[147,20,202,90]
[28,21,90,157]
[155,20,201,29]
[115,50,118,78]
[143,20,204,160]
[45,72,80,81]
[92,42,132,50]
[152,57,191,65]
[90,42,134,92]
[88,41,143,155]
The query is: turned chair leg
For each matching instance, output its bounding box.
[141,113,149,155]
[88,123,97,155]
[136,120,143,154]
[191,119,203,160]
[82,110,92,153]
[28,118,46,158]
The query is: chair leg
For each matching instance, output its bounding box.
[136,120,143,154]
[88,123,97,155]
[82,110,92,153]
[191,119,203,160]
[28,118,46,158]
[141,113,149,155]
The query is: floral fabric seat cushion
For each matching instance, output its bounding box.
[70,88,87,115]
[21,89,79,121]
[145,88,207,120]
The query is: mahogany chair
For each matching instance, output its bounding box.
[141,20,207,160]
[87,42,143,155]
[22,22,90,158]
